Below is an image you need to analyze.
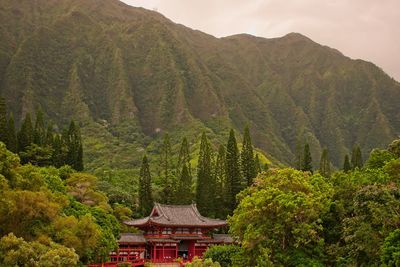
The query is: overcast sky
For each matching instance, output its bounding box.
[121,0,400,81]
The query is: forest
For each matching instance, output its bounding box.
[1,95,400,266]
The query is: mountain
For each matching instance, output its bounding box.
[1,0,399,172]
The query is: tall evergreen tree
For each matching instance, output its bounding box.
[139,155,153,215]
[351,144,363,169]
[319,148,331,177]
[177,137,191,177]
[225,129,242,214]
[18,113,33,153]
[45,124,54,146]
[343,154,351,172]
[160,133,175,204]
[196,132,214,216]
[52,134,64,167]
[6,114,17,153]
[254,154,262,174]
[65,120,84,170]
[241,126,257,186]
[301,143,313,173]
[215,144,227,217]
[176,164,193,205]
[33,109,46,145]
[0,97,7,145]
[295,138,303,170]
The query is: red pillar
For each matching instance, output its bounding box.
[162,244,165,262]
[175,243,178,259]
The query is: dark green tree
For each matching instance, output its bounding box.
[160,133,174,204]
[6,115,17,153]
[388,139,400,158]
[301,143,313,173]
[225,129,242,214]
[65,121,83,171]
[319,148,331,177]
[241,126,256,186]
[18,113,33,153]
[33,109,46,145]
[0,97,7,145]
[45,124,54,146]
[196,132,214,216]
[351,144,363,169]
[177,137,191,178]
[139,155,153,215]
[52,134,64,167]
[343,154,351,172]
[254,154,262,174]
[214,144,227,217]
[176,164,193,205]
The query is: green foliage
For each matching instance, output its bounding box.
[319,148,331,177]
[0,233,79,267]
[388,139,400,158]
[343,154,351,172]
[229,169,333,266]
[381,229,400,267]
[160,133,175,204]
[196,132,215,216]
[365,148,396,169]
[204,245,243,267]
[241,126,257,186]
[301,143,313,173]
[351,144,363,169]
[0,96,7,145]
[225,129,242,214]
[139,155,153,215]
[186,257,221,267]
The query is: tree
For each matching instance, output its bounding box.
[343,154,351,172]
[196,132,214,216]
[139,155,153,215]
[6,114,17,153]
[204,245,243,267]
[381,229,400,267]
[33,109,46,145]
[0,96,7,145]
[18,113,33,153]
[228,169,333,266]
[301,143,313,173]
[319,148,331,177]
[254,154,262,174]
[351,144,363,169]
[225,129,242,214]
[365,149,395,169]
[177,137,191,177]
[241,126,257,186]
[65,121,84,171]
[160,133,175,204]
[176,163,193,204]
[214,144,227,217]
[388,138,400,158]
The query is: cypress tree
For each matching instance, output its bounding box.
[139,155,153,215]
[215,144,227,217]
[225,129,242,214]
[52,134,64,167]
[319,148,331,177]
[301,143,313,173]
[351,144,363,169]
[18,113,33,152]
[65,120,83,170]
[6,114,17,153]
[0,97,7,145]
[33,109,46,145]
[295,138,303,170]
[196,132,213,216]
[160,133,175,204]
[343,154,351,172]
[241,126,256,186]
[176,164,193,205]
[45,124,54,146]
[177,137,191,177]
[76,143,84,171]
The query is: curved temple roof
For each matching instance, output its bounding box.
[124,203,227,228]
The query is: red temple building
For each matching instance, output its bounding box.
[90,203,233,266]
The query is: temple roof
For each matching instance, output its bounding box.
[119,233,146,244]
[124,203,227,228]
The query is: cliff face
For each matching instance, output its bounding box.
[1,0,399,167]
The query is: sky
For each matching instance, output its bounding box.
[121,0,400,81]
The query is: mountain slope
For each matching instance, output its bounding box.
[0,0,399,169]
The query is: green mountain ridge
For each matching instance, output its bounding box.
[1,0,399,172]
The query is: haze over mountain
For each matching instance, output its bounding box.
[0,0,399,170]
